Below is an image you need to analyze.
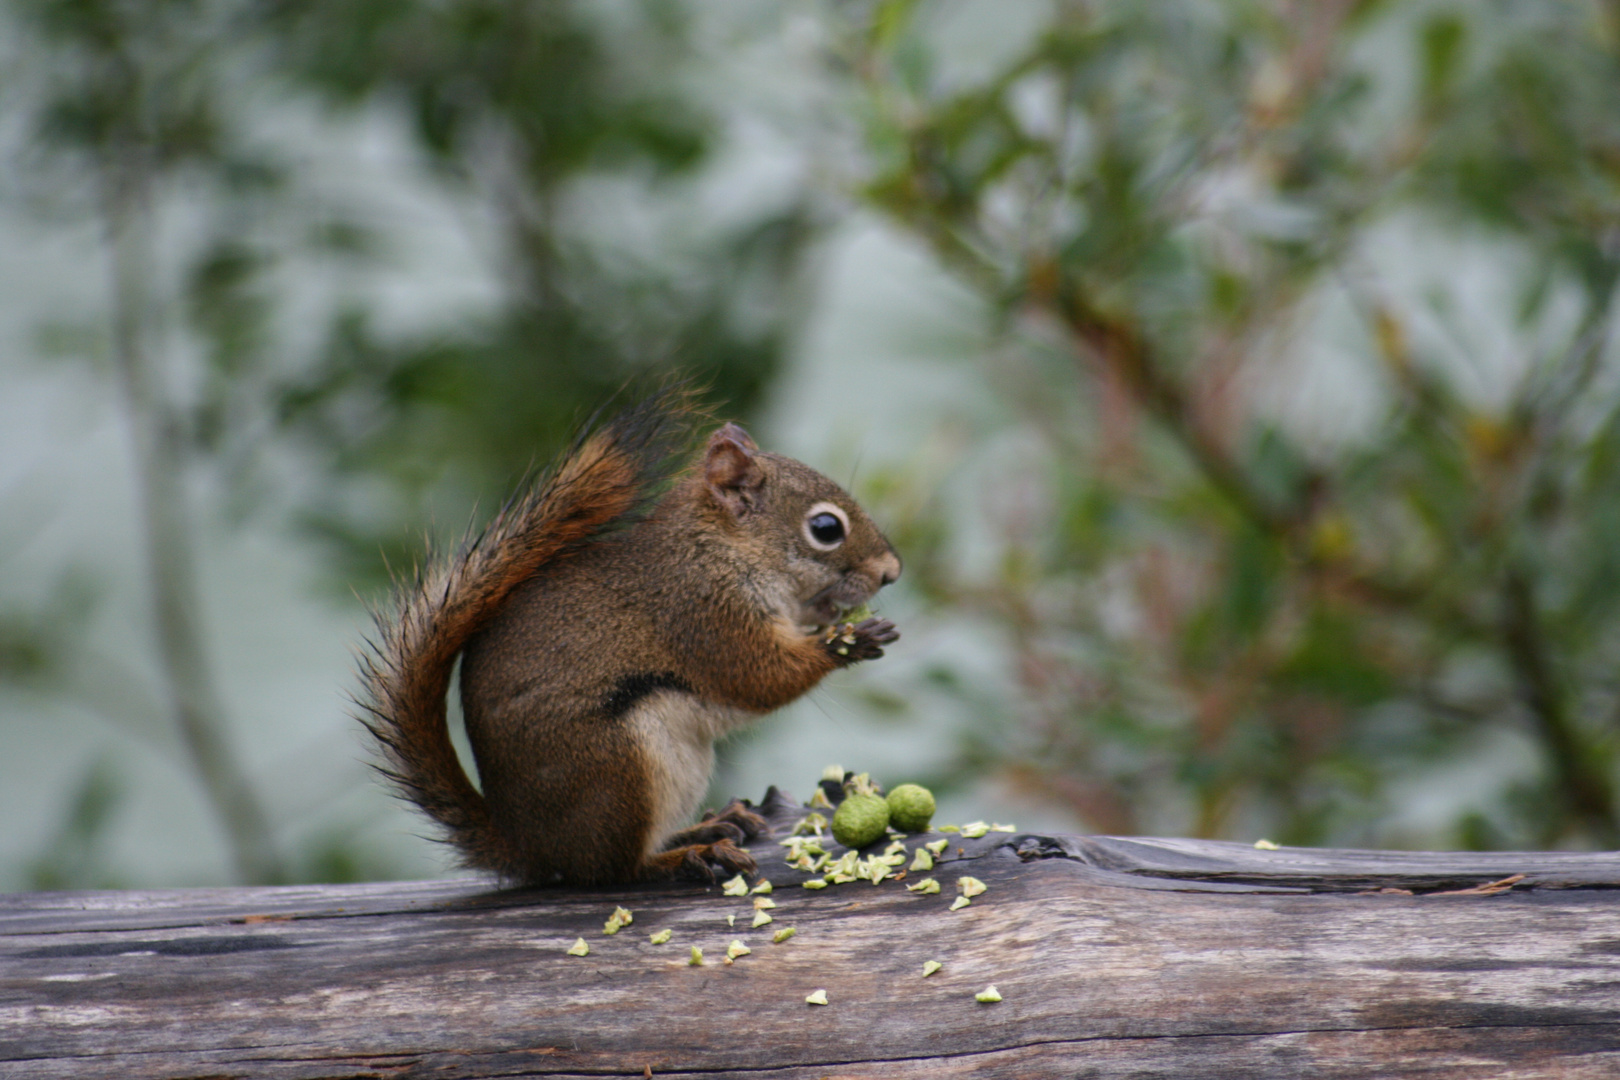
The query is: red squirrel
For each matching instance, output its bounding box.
[359,390,901,885]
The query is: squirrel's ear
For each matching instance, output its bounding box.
[704,423,765,518]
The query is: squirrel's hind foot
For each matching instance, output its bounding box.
[644,837,758,882]
[662,798,771,849]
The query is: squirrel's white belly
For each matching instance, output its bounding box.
[626,690,758,854]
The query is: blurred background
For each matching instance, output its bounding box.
[4,0,1620,889]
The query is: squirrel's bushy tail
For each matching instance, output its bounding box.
[356,388,701,875]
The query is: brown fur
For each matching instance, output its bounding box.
[358,392,901,887]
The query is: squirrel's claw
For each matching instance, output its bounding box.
[711,798,771,840]
[826,616,900,665]
[666,837,758,882]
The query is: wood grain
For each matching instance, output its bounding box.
[5,790,1619,1078]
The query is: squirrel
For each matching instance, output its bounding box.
[358,389,902,886]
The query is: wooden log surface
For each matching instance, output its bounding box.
[5,788,1620,1079]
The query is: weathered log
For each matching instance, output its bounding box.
[5,789,1620,1079]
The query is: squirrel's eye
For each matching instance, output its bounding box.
[804,508,847,549]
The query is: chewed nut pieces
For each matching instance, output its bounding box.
[791,813,827,837]
[1254,838,1280,850]
[726,939,751,960]
[752,879,774,894]
[802,878,828,890]
[922,960,942,977]
[721,874,750,896]
[726,914,736,928]
[907,877,940,894]
[976,985,1002,1003]
[603,906,633,934]
[960,821,990,839]
[772,926,797,943]
[958,876,988,898]
[567,938,589,957]
[689,946,704,966]
[649,929,672,945]
[925,839,949,856]
[910,849,934,872]
[753,896,777,910]
[949,896,971,911]
[752,909,774,928]
[806,988,829,1005]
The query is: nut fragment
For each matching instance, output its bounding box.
[949,896,971,911]
[752,909,774,928]
[802,878,828,890]
[649,929,672,945]
[566,938,589,957]
[752,879,774,894]
[689,946,704,966]
[726,940,751,960]
[922,960,942,977]
[753,896,777,910]
[958,876,988,898]
[805,989,829,1005]
[791,814,828,837]
[960,821,990,839]
[925,839,949,857]
[1254,838,1280,850]
[772,926,797,943]
[603,906,634,934]
[976,985,1002,1003]
[910,848,933,872]
[721,874,750,896]
[906,877,940,894]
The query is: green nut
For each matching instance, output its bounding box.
[885,784,936,834]
[831,792,890,849]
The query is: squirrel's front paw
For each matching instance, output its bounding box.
[823,616,899,665]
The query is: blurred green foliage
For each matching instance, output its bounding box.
[6,0,1620,888]
[854,0,1620,848]
[263,0,808,588]
[4,0,807,884]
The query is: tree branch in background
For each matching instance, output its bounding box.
[100,132,284,886]
[1500,566,1619,847]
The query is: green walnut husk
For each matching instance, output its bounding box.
[886,784,936,834]
[832,792,890,849]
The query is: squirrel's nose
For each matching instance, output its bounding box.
[873,550,902,587]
